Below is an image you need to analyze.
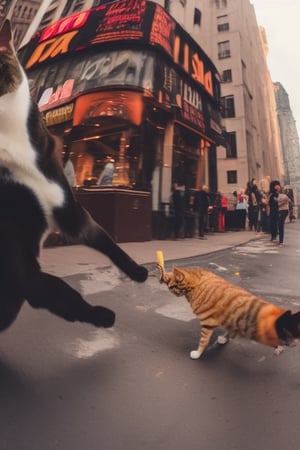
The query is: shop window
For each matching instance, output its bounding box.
[194,8,201,26]
[221,95,235,118]
[218,41,231,59]
[173,125,199,189]
[227,170,237,184]
[226,132,237,158]
[222,69,232,83]
[217,15,229,32]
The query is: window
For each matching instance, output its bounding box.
[222,69,232,82]
[216,0,228,8]
[218,41,230,59]
[226,132,237,158]
[227,170,237,184]
[217,15,229,31]
[194,8,201,26]
[221,95,235,118]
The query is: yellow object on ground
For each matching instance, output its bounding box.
[156,250,164,268]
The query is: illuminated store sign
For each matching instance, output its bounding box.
[21,1,219,99]
[44,103,74,126]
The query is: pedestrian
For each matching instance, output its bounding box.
[268,180,281,242]
[171,182,185,239]
[97,156,115,186]
[245,178,261,231]
[211,191,222,232]
[285,188,295,222]
[195,185,211,239]
[63,156,76,187]
[259,192,269,233]
[277,187,290,247]
[219,192,228,232]
[184,189,196,238]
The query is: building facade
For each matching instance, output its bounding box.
[149,0,284,198]
[275,82,300,208]
[191,0,284,198]
[19,1,225,241]
[0,0,44,48]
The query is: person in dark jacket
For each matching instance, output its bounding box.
[171,182,185,239]
[184,189,196,238]
[268,180,281,242]
[245,178,261,231]
[195,185,210,239]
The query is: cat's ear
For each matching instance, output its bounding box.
[173,267,185,282]
[0,20,15,53]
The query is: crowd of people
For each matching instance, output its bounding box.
[170,182,228,240]
[169,178,295,246]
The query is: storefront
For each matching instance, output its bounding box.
[19,0,225,242]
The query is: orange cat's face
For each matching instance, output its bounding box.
[161,267,193,297]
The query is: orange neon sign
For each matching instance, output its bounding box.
[26,31,79,69]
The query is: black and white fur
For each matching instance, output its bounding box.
[0,20,147,332]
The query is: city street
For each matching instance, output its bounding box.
[1,223,300,450]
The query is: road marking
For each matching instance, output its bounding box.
[233,239,279,255]
[71,329,120,359]
[80,266,120,295]
[155,302,195,322]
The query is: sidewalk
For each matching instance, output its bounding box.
[39,230,262,277]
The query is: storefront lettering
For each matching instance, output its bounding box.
[191,54,213,96]
[23,3,217,99]
[182,82,202,111]
[150,6,174,56]
[44,103,74,126]
[38,79,75,108]
[26,31,79,69]
[40,11,90,42]
[182,101,205,130]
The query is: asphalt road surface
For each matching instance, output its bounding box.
[1,224,300,450]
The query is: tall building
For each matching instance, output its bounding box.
[20,0,108,47]
[190,0,284,197]
[275,82,300,208]
[151,0,285,197]
[19,1,225,241]
[1,0,43,48]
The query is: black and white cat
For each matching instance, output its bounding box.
[0,20,148,332]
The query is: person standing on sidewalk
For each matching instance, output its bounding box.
[171,182,185,239]
[219,192,228,232]
[268,180,281,242]
[195,185,211,239]
[277,188,290,247]
[245,178,261,231]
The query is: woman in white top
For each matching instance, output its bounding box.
[277,189,290,247]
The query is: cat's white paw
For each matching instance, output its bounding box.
[217,335,228,345]
[190,350,202,359]
[273,345,284,356]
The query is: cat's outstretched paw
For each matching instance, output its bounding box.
[217,335,228,345]
[131,265,148,283]
[89,306,115,328]
[190,350,202,359]
[273,345,284,356]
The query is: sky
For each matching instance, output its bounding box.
[251,0,300,136]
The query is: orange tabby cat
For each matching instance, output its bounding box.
[158,265,300,359]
